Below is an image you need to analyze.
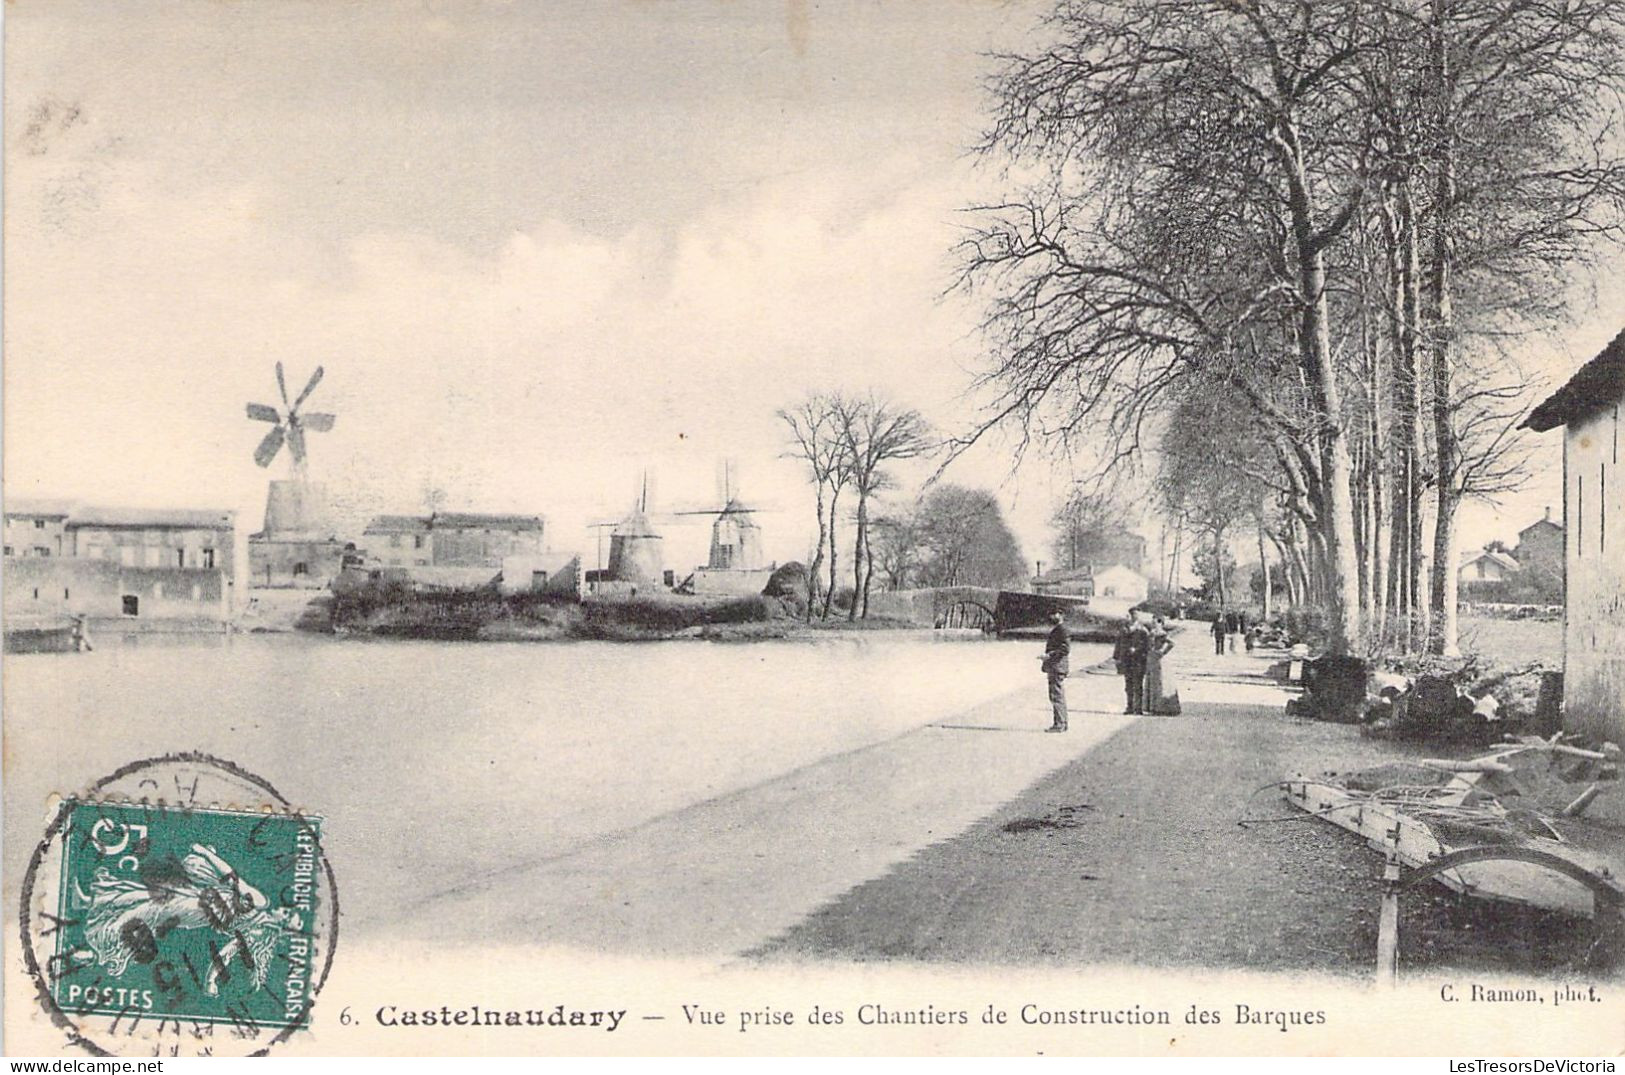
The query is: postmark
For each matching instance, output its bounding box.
[19,754,339,1057]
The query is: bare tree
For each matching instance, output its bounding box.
[836,395,931,618]
[957,0,1377,653]
[778,393,853,621]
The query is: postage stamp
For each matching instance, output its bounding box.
[19,754,338,1057]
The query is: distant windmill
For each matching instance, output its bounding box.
[246,362,335,479]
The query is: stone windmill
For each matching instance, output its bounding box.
[246,363,337,543]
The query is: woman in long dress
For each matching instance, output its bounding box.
[1145,615,1182,715]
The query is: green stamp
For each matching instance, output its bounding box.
[50,799,322,1032]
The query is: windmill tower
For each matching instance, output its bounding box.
[606,473,665,585]
[703,461,764,571]
[246,363,336,538]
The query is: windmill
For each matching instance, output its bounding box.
[669,460,776,572]
[586,472,666,587]
[245,362,337,543]
[246,362,335,479]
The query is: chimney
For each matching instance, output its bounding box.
[1035,560,1044,578]
[1544,505,1551,522]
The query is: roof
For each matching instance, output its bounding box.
[432,512,543,531]
[1523,326,1625,431]
[67,505,234,530]
[1094,562,1148,580]
[613,509,661,538]
[1033,565,1094,583]
[4,498,75,519]
[1518,517,1563,537]
[363,514,431,534]
[1460,548,1520,572]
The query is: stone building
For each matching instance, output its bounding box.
[2,502,235,628]
[1514,508,1565,596]
[430,513,546,568]
[361,512,546,570]
[362,515,432,567]
[1031,564,1094,597]
[2,499,72,559]
[1523,328,1624,747]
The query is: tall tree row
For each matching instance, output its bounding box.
[959,0,1625,655]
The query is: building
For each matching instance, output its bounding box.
[2,499,72,559]
[362,515,432,568]
[1514,508,1565,595]
[1522,327,1624,748]
[500,552,582,598]
[1092,563,1149,602]
[2,502,235,629]
[1031,564,1094,597]
[361,512,547,570]
[430,513,545,567]
[1457,547,1520,591]
[66,506,235,575]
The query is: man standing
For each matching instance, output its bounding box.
[1040,610,1071,732]
[1112,609,1151,715]
[1211,614,1227,656]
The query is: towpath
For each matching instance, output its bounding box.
[396,649,1142,956]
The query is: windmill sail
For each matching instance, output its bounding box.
[247,363,333,470]
[253,425,286,468]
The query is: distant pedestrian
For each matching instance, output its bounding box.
[1245,624,1256,653]
[1040,610,1071,733]
[1211,614,1226,656]
[1225,609,1240,653]
[1112,610,1151,715]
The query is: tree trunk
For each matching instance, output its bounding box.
[1281,132,1363,655]
[1257,515,1272,621]
[806,482,828,621]
[859,500,878,618]
[1426,0,1461,656]
[824,485,842,619]
[1214,528,1227,607]
[850,489,868,621]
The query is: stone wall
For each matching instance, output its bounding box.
[4,557,230,628]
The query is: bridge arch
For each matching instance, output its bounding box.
[935,599,996,630]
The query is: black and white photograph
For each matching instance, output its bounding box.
[3,0,1622,1059]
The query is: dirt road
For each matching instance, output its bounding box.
[752,646,1604,976]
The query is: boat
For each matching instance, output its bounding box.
[1283,739,1624,920]
[4,616,92,654]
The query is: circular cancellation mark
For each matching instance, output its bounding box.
[18,753,340,1057]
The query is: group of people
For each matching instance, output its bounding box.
[1209,609,1255,655]
[1040,608,1180,733]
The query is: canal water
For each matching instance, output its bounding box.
[4,632,1086,926]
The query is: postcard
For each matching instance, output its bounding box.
[5,0,1622,1058]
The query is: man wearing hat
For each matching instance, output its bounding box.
[1040,610,1071,732]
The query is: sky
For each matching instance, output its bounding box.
[3,0,1617,580]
